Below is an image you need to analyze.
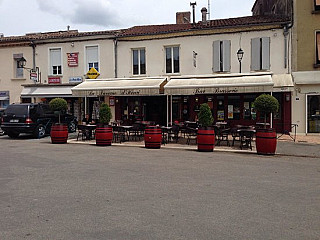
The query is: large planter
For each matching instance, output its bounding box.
[197,127,215,152]
[96,125,113,146]
[50,124,68,144]
[256,128,277,155]
[144,126,162,149]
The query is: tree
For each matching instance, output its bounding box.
[99,103,112,125]
[253,94,279,128]
[49,98,68,124]
[198,103,214,128]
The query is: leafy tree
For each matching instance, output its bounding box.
[99,103,112,125]
[253,94,279,128]
[49,98,68,124]
[198,103,214,128]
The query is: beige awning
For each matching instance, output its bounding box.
[71,77,167,96]
[164,74,274,95]
[21,85,74,98]
[272,74,294,92]
[293,71,320,84]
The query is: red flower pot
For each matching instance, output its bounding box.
[50,124,68,144]
[144,126,162,149]
[197,127,215,152]
[256,128,277,155]
[96,125,113,146]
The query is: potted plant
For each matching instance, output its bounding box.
[197,103,215,152]
[253,94,279,155]
[49,98,68,144]
[96,103,113,146]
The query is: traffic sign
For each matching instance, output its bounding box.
[86,67,100,79]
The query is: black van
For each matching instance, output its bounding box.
[1,103,77,138]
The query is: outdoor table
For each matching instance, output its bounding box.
[79,124,96,140]
[119,125,133,141]
[161,126,172,144]
[237,128,256,150]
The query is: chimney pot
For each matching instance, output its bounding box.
[201,7,207,22]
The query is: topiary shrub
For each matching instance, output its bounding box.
[253,94,279,128]
[49,98,68,124]
[99,103,112,125]
[198,103,214,128]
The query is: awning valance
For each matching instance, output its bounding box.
[21,85,74,98]
[293,71,320,85]
[164,74,274,95]
[272,74,294,92]
[71,77,167,96]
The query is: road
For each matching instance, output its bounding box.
[0,135,319,240]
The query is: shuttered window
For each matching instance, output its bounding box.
[86,46,99,72]
[251,37,270,71]
[213,40,231,72]
[50,48,62,75]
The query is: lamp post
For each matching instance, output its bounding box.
[237,48,244,73]
[17,57,40,83]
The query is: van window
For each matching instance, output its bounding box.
[5,105,29,115]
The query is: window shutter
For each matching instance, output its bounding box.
[262,37,270,70]
[222,40,231,72]
[317,33,320,62]
[86,46,98,64]
[213,40,221,72]
[251,38,261,71]
[50,49,61,66]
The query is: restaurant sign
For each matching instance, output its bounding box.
[192,87,239,95]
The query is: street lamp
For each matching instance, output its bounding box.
[237,48,244,73]
[17,57,27,69]
[17,57,40,83]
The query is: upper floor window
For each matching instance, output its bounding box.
[213,40,231,72]
[316,32,320,64]
[13,54,24,78]
[86,46,99,72]
[315,0,320,11]
[251,37,270,71]
[165,46,180,74]
[49,48,62,75]
[132,48,146,75]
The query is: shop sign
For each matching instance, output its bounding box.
[69,76,83,83]
[86,89,142,96]
[109,96,115,106]
[192,87,239,95]
[48,76,61,84]
[86,67,100,79]
[67,53,79,67]
[0,91,9,97]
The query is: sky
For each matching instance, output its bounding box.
[0,0,256,37]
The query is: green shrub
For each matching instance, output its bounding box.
[198,103,213,128]
[253,94,279,127]
[99,103,112,125]
[49,98,68,123]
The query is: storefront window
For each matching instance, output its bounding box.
[217,96,225,121]
[228,96,240,120]
[307,95,320,133]
[243,95,256,120]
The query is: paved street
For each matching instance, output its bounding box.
[0,135,320,240]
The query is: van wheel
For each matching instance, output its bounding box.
[34,124,46,138]
[68,121,77,133]
[7,131,20,138]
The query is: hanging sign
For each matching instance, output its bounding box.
[86,67,100,79]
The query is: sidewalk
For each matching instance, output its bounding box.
[68,133,320,158]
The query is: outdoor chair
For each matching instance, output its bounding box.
[112,126,126,143]
[76,125,86,141]
[239,130,254,150]
[186,127,197,145]
[168,124,180,143]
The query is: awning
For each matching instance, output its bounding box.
[21,85,74,98]
[293,71,320,84]
[0,96,9,101]
[71,77,167,96]
[272,74,294,92]
[164,74,274,95]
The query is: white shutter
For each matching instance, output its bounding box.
[50,49,61,66]
[86,46,98,63]
[317,33,320,62]
[222,40,231,72]
[262,37,270,70]
[251,38,261,71]
[213,41,221,72]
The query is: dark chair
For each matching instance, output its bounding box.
[239,130,254,150]
[186,127,197,145]
[76,125,86,141]
[129,123,144,141]
[168,125,180,143]
[113,126,125,143]
[214,126,230,146]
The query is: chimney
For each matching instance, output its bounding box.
[176,12,191,24]
[0,33,4,38]
[201,7,207,22]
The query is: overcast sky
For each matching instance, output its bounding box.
[0,0,255,37]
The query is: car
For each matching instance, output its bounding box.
[0,109,5,135]
[1,103,77,138]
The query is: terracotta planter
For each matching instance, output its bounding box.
[50,124,68,144]
[256,128,277,155]
[144,126,162,149]
[197,127,215,152]
[96,125,113,146]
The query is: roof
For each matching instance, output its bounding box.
[119,15,290,37]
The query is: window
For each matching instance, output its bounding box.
[315,0,320,10]
[165,46,180,74]
[251,37,270,71]
[49,48,62,75]
[86,46,99,72]
[213,40,231,72]
[132,49,146,75]
[13,54,24,78]
[316,32,320,64]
